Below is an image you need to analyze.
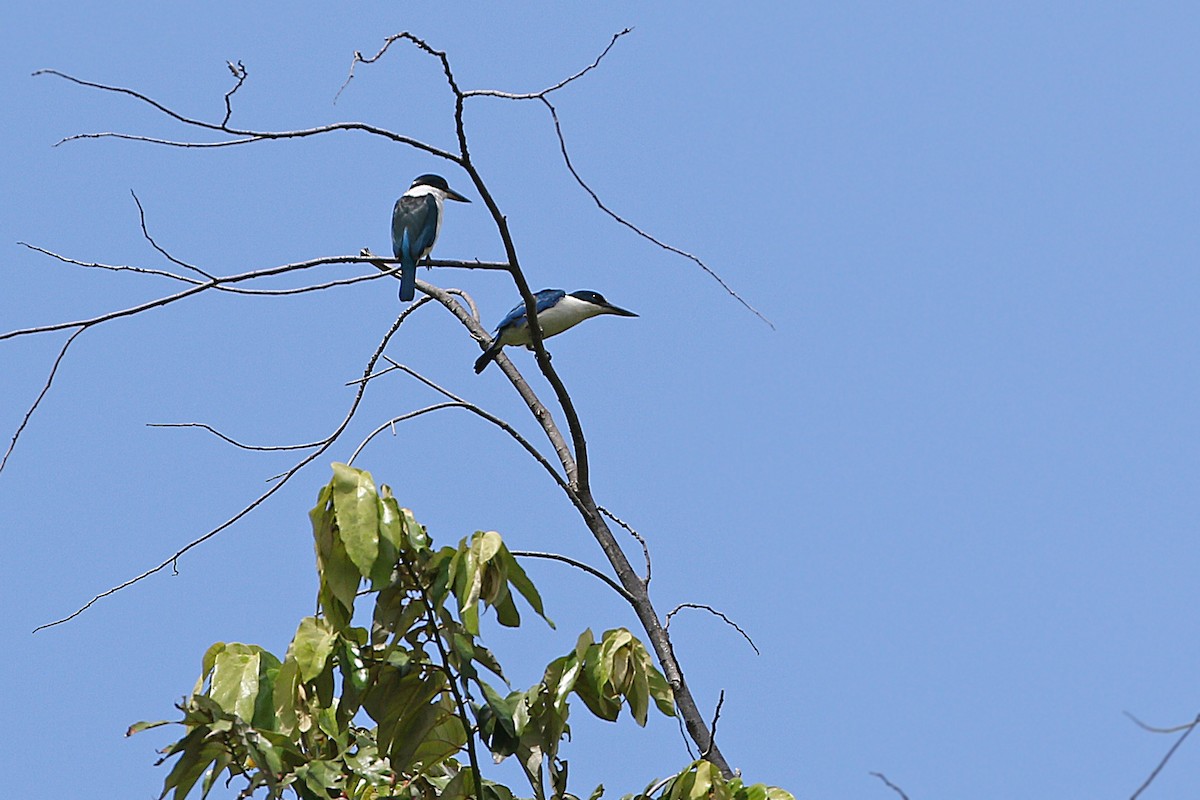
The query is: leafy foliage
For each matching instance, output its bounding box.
[132,465,792,800]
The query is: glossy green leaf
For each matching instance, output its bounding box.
[587,784,606,800]
[373,490,403,587]
[332,462,380,578]
[193,642,226,696]
[646,664,677,717]
[493,590,521,628]
[472,529,503,566]
[501,551,553,628]
[738,784,767,800]
[273,657,300,736]
[289,616,338,682]
[209,646,260,721]
[627,659,650,726]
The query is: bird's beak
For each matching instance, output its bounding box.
[601,302,638,317]
[446,187,471,203]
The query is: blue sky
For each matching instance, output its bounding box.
[4,3,1200,798]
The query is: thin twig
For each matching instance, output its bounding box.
[222,61,248,128]
[700,690,724,759]
[598,505,650,583]
[33,300,418,632]
[346,360,568,492]
[462,29,633,99]
[0,328,83,476]
[1130,711,1200,799]
[665,603,760,656]
[36,68,458,161]
[509,550,631,602]
[1125,711,1200,735]
[131,190,214,279]
[146,422,326,452]
[869,772,912,800]
[539,96,774,330]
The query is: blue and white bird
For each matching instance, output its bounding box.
[391,174,471,301]
[474,289,638,374]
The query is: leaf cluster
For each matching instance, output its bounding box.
[133,465,798,800]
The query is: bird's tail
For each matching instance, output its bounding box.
[398,251,417,302]
[474,343,502,374]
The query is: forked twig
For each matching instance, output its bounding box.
[1129,711,1200,799]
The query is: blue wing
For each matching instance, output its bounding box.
[392,194,440,301]
[494,289,566,333]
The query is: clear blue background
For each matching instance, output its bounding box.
[3,3,1199,798]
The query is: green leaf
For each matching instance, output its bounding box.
[406,703,469,775]
[193,642,226,695]
[199,752,233,800]
[763,788,796,800]
[493,591,522,628]
[209,645,261,721]
[737,785,768,800]
[251,651,281,731]
[587,784,606,800]
[472,529,503,566]
[628,659,650,727]
[364,667,446,758]
[288,616,338,682]
[401,507,429,551]
[298,759,344,795]
[501,550,554,628]
[373,489,404,587]
[332,462,380,578]
[160,727,222,800]
[646,664,677,717]
[126,719,170,736]
[273,657,300,736]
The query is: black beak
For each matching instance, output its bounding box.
[602,302,638,317]
[446,187,471,203]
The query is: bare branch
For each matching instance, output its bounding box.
[33,298,417,631]
[538,96,774,330]
[463,29,633,100]
[146,422,326,452]
[347,358,568,493]
[598,505,651,582]
[36,68,459,161]
[0,329,83,476]
[509,550,631,602]
[869,772,912,800]
[1129,711,1200,799]
[19,241,201,283]
[131,190,213,279]
[665,603,760,656]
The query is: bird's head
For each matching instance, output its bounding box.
[409,174,472,203]
[568,290,638,318]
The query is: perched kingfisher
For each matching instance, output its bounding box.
[474,289,638,373]
[391,174,471,301]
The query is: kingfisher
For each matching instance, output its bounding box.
[474,289,638,373]
[391,174,471,301]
